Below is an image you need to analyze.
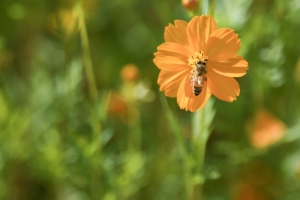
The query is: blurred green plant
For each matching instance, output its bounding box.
[0,0,300,199]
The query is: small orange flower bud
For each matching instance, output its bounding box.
[120,64,139,82]
[182,0,199,11]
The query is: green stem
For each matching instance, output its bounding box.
[127,104,141,153]
[209,0,216,16]
[76,0,102,153]
[198,0,203,14]
[159,93,192,199]
[192,108,210,169]
[77,2,98,102]
[191,110,206,199]
[77,2,101,199]
[191,98,215,199]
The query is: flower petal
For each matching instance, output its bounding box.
[207,55,249,77]
[153,52,189,71]
[177,75,211,112]
[205,28,241,61]
[187,15,218,52]
[164,20,191,51]
[207,69,240,102]
[158,69,189,97]
[157,42,191,58]
[174,20,188,31]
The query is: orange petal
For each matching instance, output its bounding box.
[207,55,249,77]
[174,20,188,31]
[187,15,218,52]
[177,75,211,112]
[205,28,241,61]
[164,20,191,51]
[157,42,191,58]
[158,69,189,97]
[207,69,240,102]
[153,52,188,71]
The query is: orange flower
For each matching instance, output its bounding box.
[154,15,248,112]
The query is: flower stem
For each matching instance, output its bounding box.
[77,1,98,102]
[192,110,205,168]
[191,98,215,198]
[159,93,193,199]
[198,0,203,14]
[192,109,206,199]
[77,1,102,198]
[209,0,216,16]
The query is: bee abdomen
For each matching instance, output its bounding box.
[193,86,202,96]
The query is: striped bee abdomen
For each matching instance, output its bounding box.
[193,86,202,96]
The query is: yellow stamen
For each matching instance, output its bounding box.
[188,51,208,72]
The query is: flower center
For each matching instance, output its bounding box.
[188,51,208,72]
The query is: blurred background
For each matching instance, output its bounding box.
[0,0,300,199]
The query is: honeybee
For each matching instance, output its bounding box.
[190,60,207,96]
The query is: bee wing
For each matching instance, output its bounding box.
[197,76,204,85]
[187,75,194,86]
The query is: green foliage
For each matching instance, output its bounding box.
[0,0,300,199]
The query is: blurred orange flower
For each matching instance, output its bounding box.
[233,182,266,200]
[250,109,286,149]
[108,92,128,122]
[154,15,248,112]
[233,160,273,200]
